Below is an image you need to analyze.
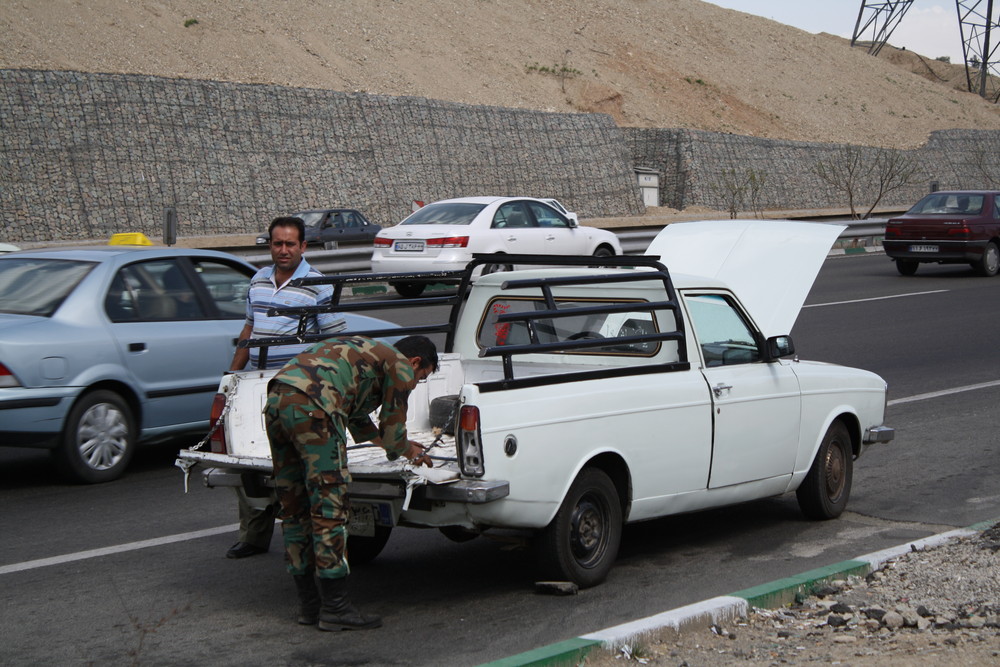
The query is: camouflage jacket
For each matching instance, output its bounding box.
[269,336,416,460]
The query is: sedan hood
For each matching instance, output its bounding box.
[645,220,845,338]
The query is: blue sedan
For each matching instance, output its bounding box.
[0,246,391,483]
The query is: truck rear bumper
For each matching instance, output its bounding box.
[201,467,509,504]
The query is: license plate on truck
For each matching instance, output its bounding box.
[348,501,394,537]
[909,244,939,252]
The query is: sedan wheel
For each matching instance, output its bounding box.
[974,241,1000,277]
[55,390,135,484]
[392,282,426,298]
[895,259,918,276]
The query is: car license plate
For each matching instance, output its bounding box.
[909,244,938,252]
[348,501,393,537]
[394,241,424,252]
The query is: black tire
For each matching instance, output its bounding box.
[439,525,480,543]
[592,246,615,258]
[347,525,392,565]
[55,389,135,484]
[536,467,622,588]
[392,282,426,298]
[973,241,1000,277]
[796,421,853,520]
[895,259,918,276]
[482,261,513,276]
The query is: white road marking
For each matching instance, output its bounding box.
[804,289,948,308]
[889,379,1000,406]
[0,523,239,576]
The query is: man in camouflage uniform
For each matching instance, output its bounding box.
[264,334,437,631]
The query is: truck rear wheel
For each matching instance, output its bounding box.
[536,467,622,588]
[347,525,392,565]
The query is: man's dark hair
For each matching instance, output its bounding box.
[394,335,439,373]
[269,216,306,243]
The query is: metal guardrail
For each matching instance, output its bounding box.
[243,220,886,272]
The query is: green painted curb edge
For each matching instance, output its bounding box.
[478,637,600,667]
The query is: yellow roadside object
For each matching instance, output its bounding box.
[109,233,153,246]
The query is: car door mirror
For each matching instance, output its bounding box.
[766,335,795,360]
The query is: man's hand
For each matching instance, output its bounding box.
[404,441,433,468]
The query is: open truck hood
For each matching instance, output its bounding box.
[644,220,845,338]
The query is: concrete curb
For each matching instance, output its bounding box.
[478,520,996,667]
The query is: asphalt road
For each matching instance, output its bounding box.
[1,252,998,666]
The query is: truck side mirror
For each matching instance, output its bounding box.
[765,335,795,360]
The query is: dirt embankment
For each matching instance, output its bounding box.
[2,0,999,149]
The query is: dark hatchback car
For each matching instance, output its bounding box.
[255,208,381,249]
[884,190,1000,276]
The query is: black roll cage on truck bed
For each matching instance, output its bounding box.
[241,253,689,387]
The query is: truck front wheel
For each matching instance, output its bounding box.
[796,420,853,520]
[536,467,622,588]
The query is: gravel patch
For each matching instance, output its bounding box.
[585,522,1000,666]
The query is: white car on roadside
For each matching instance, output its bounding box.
[371,196,622,297]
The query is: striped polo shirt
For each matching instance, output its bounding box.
[245,258,346,368]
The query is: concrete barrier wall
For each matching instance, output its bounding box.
[4,68,1000,245]
[0,69,643,244]
[625,127,1000,212]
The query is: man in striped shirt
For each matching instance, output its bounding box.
[224,216,346,559]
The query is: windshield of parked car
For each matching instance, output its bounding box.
[0,258,95,316]
[907,193,984,216]
[400,203,486,225]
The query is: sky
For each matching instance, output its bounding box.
[703,1,977,64]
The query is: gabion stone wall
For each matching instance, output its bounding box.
[625,127,1000,214]
[0,69,643,244]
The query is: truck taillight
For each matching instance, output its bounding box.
[210,393,228,454]
[457,405,485,477]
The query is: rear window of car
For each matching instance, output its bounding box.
[476,296,672,358]
[400,203,486,226]
[907,193,984,216]
[0,258,95,316]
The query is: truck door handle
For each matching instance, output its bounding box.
[128,342,146,352]
[712,383,732,397]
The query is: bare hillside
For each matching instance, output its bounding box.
[2,0,998,148]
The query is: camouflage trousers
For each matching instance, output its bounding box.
[264,382,353,579]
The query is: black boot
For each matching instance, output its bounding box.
[317,577,382,631]
[293,574,321,625]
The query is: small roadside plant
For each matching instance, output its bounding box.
[713,167,769,218]
[812,144,922,219]
[184,18,199,27]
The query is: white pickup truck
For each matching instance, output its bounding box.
[177,220,894,587]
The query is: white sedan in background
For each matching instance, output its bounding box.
[371,196,622,297]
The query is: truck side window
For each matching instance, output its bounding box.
[686,293,760,367]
